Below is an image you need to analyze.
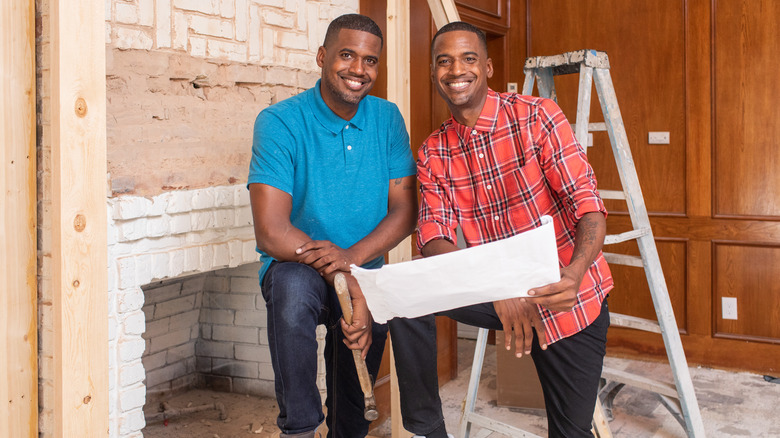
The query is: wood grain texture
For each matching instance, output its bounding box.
[528,0,687,216]
[1,0,38,436]
[713,0,780,219]
[51,0,108,434]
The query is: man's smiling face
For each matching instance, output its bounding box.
[430,30,493,119]
[317,28,381,120]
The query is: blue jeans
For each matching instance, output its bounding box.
[262,261,388,438]
[389,299,610,438]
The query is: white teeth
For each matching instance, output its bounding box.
[345,78,363,89]
[448,81,469,90]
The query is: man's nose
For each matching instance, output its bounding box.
[349,58,365,75]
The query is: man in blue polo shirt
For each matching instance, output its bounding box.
[247,14,417,438]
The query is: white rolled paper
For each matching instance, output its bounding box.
[351,215,561,323]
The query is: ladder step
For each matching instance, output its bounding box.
[609,312,662,333]
[599,189,626,200]
[524,49,610,71]
[602,252,643,267]
[572,122,607,132]
[601,367,679,399]
[463,412,544,438]
[604,228,650,245]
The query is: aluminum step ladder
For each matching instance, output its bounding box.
[461,50,706,438]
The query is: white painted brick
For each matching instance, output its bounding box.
[235,0,247,41]
[236,205,253,227]
[294,0,306,30]
[149,328,192,353]
[119,287,145,313]
[261,27,275,64]
[134,253,153,286]
[138,0,154,26]
[279,30,308,51]
[263,8,294,28]
[166,191,193,213]
[118,407,146,435]
[212,209,231,229]
[151,252,170,280]
[220,0,235,18]
[115,27,154,50]
[266,67,298,87]
[234,344,263,362]
[118,257,135,289]
[213,242,230,268]
[154,295,196,319]
[173,11,188,50]
[191,210,214,231]
[196,339,233,358]
[190,15,233,39]
[191,36,207,57]
[199,244,214,271]
[191,188,216,210]
[142,350,166,371]
[120,360,145,386]
[146,216,169,237]
[214,187,234,207]
[156,0,172,48]
[208,39,248,62]
[115,2,139,25]
[235,309,264,327]
[120,383,146,412]
[307,3,321,51]
[299,69,319,88]
[169,249,185,277]
[124,310,146,335]
[109,315,118,342]
[261,0,284,7]
[174,0,218,15]
[211,358,258,378]
[169,309,200,331]
[259,363,275,381]
[248,4,261,62]
[169,213,191,234]
[243,240,259,263]
[184,246,200,272]
[119,337,147,363]
[212,325,258,343]
[113,197,151,220]
[117,218,147,242]
[259,327,269,345]
[288,52,316,70]
[235,185,250,206]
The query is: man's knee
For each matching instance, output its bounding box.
[263,262,326,313]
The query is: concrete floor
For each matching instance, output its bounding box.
[143,338,780,437]
[369,339,780,438]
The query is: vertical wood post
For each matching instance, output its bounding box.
[385,1,413,436]
[1,0,38,436]
[50,0,108,434]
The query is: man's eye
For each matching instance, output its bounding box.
[366,58,377,65]
[438,59,451,66]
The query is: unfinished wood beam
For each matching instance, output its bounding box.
[1,0,38,436]
[51,0,108,434]
[385,1,413,437]
[426,0,461,30]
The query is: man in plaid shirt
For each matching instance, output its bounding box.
[389,21,613,438]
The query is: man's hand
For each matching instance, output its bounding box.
[525,264,581,313]
[296,240,356,277]
[338,274,373,359]
[494,297,547,357]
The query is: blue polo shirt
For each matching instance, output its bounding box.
[248,80,415,281]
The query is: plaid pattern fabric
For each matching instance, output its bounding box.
[416,89,613,343]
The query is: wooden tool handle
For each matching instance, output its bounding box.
[334,273,379,421]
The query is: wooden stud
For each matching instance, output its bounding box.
[426,0,461,30]
[1,0,38,436]
[50,0,108,434]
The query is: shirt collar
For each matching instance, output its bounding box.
[309,79,366,134]
[450,88,500,136]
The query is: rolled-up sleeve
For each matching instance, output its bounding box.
[416,145,457,250]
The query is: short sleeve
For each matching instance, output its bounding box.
[248,108,295,194]
[386,105,416,179]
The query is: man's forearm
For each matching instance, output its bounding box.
[567,211,607,279]
[420,237,460,258]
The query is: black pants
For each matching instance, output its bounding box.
[389,299,610,438]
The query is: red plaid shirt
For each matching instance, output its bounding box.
[417,89,613,344]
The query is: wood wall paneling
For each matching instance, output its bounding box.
[713,0,780,219]
[456,0,509,29]
[713,242,780,342]
[1,0,38,435]
[528,0,687,216]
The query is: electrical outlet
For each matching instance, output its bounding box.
[722,297,738,320]
[507,82,518,93]
[587,132,594,147]
[648,131,670,144]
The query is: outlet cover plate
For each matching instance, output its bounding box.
[722,297,738,320]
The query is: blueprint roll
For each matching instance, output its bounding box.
[351,215,560,324]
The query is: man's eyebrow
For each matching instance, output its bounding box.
[435,51,480,61]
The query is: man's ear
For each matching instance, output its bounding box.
[486,58,494,79]
[430,64,435,83]
[316,46,326,68]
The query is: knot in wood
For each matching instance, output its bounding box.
[75,98,87,117]
[74,214,86,232]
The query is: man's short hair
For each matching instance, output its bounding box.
[323,14,383,49]
[430,21,488,57]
